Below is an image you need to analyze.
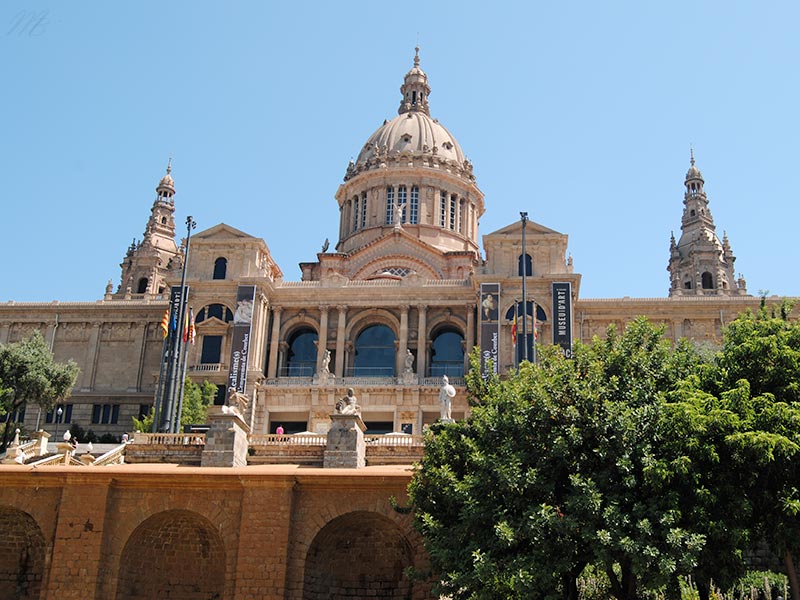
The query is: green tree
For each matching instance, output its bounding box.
[180,378,215,428]
[410,319,706,600]
[0,331,78,450]
[709,304,800,600]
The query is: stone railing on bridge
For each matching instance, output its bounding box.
[125,432,206,465]
[91,443,127,466]
[247,432,424,466]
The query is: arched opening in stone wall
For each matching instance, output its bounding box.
[0,506,46,600]
[429,328,465,377]
[285,328,318,377]
[352,325,396,377]
[303,511,414,600]
[115,509,225,600]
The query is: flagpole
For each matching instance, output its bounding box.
[165,215,196,433]
[174,307,194,432]
[151,333,169,433]
[520,212,529,362]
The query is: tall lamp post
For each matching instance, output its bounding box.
[54,406,63,442]
[520,212,529,362]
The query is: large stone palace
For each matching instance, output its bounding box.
[0,49,768,441]
[0,49,793,600]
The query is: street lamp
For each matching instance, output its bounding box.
[54,406,63,441]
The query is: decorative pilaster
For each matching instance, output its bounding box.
[267,306,282,379]
[335,305,347,377]
[416,304,428,377]
[397,305,409,376]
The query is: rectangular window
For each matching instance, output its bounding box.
[352,196,360,231]
[360,191,367,228]
[440,191,447,227]
[101,404,111,424]
[64,404,72,424]
[201,335,223,364]
[458,199,465,233]
[385,187,394,224]
[111,404,120,425]
[410,186,419,224]
[139,404,151,419]
[398,186,407,223]
[91,404,102,424]
[449,195,457,230]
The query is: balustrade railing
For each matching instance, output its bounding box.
[133,432,206,446]
[93,443,127,466]
[249,433,327,446]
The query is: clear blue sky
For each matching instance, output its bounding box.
[3,1,798,302]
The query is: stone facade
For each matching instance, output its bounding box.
[0,464,429,599]
[0,50,793,442]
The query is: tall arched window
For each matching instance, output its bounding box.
[213,257,227,280]
[285,328,318,377]
[701,272,714,289]
[353,325,396,377]
[430,329,465,377]
[409,186,419,224]
[137,277,149,294]
[518,254,532,276]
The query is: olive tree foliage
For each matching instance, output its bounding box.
[0,331,79,450]
[409,318,707,600]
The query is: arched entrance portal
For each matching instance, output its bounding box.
[303,511,413,599]
[0,506,46,600]
[116,510,225,600]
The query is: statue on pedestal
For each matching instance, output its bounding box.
[439,375,456,421]
[335,388,361,417]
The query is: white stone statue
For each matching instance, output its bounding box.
[335,388,361,417]
[404,349,414,374]
[321,349,331,375]
[439,375,456,421]
[394,203,406,229]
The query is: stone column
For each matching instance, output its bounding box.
[267,306,282,379]
[465,304,476,372]
[315,306,329,373]
[335,305,347,378]
[396,305,409,376]
[416,304,428,378]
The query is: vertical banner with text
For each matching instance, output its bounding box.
[479,283,501,377]
[226,285,256,402]
[552,282,573,358]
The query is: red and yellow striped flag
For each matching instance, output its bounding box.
[159,307,170,339]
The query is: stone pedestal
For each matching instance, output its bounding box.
[35,430,51,456]
[201,406,251,468]
[323,414,366,469]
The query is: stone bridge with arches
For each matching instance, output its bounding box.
[0,464,431,599]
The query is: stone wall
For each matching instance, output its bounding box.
[0,464,431,600]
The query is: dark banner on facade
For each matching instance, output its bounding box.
[226,285,256,402]
[479,283,500,377]
[168,286,185,338]
[552,282,573,358]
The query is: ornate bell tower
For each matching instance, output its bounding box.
[115,160,181,297]
[667,151,747,296]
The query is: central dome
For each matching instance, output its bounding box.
[343,47,474,184]
[355,112,465,166]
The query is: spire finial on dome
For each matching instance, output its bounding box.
[414,45,420,68]
[166,156,172,174]
[398,47,431,116]
[690,146,695,166]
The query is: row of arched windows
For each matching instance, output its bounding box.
[285,324,465,378]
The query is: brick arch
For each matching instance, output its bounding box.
[115,509,225,600]
[0,505,46,600]
[302,510,414,599]
[344,309,399,342]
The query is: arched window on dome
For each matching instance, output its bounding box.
[360,192,367,228]
[398,186,407,223]
[439,191,447,227]
[385,187,395,225]
[449,195,457,230]
[137,278,149,294]
[409,186,419,224]
[285,328,318,377]
[352,325,395,377]
[701,272,714,289]
[429,329,464,378]
[458,199,465,233]
[352,195,360,231]
[518,254,532,277]
[213,257,227,280]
